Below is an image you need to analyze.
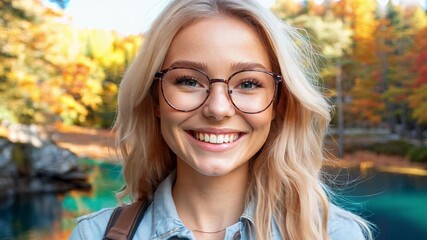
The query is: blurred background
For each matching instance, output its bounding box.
[0,0,426,239]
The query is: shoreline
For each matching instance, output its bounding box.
[328,150,427,176]
[2,125,426,176]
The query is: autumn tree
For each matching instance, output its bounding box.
[0,0,142,126]
[0,0,63,123]
[79,30,142,127]
[341,0,385,126]
[408,26,427,124]
[271,0,426,137]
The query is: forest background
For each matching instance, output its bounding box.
[1,0,427,149]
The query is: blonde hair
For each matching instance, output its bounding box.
[113,0,373,239]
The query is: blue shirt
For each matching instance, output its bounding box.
[70,172,365,239]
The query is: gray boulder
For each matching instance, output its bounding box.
[0,135,91,198]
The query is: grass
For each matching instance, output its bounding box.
[345,140,427,163]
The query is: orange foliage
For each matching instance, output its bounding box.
[412,27,427,88]
[349,78,385,125]
[408,27,427,123]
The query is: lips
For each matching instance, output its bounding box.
[191,131,240,144]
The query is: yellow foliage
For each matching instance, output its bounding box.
[350,0,377,64]
[349,77,385,124]
[106,82,118,93]
[409,84,427,123]
[0,0,141,125]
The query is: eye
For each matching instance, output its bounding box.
[237,79,263,90]
[174,75,203,88]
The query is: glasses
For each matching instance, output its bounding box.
[155,67,282,114]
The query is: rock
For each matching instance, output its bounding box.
[0,126,91,198]
[0,139,17,198]
[0,176,15,198]
[7,124,48,147]
[55,171,88,181]
[29,143,78,175]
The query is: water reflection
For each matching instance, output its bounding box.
[0,159,123,240]
[0,194,65,239]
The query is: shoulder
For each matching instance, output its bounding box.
[327,204,367,240]
[69,208,115,240]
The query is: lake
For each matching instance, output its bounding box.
[1,159,426,240]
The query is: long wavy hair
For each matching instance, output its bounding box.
[113,0,372,239]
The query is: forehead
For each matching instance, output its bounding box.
[162,15,272,72]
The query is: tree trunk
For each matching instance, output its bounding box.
[415,124,425,145]
[336,59,344,158]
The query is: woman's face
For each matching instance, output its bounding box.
[158,15,275,177]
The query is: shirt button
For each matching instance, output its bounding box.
[233,232,241,240]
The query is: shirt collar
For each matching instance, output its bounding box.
[241,199,255,224]
[151,170,191,238]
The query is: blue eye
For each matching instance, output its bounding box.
[174,76,202,88]
[238,79,263,90]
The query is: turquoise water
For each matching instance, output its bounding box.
[0,159,426,240]
[328,168,427,239]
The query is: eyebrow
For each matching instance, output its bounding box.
[168,60,268,72]
[169,60,208,70]
[230,62,268,71]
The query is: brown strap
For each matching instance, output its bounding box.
[103,206,124,238]
[104,201,149,240]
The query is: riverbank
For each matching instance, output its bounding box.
[46,124,118,161]
[334,151,427,176]
[2,124,426,175]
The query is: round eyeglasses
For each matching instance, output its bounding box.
[154,67,282,114]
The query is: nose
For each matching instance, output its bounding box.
[202,82,235,120]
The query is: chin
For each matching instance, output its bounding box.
[193,160,245,178]
[195,166,231,177]
[179,155,248,177]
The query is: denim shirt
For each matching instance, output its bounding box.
[70,171,365,240]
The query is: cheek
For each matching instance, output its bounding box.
[158,97,190,150]
[248,108,274,140]
[254,107,275,128]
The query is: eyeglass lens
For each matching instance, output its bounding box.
[161,68,276,113]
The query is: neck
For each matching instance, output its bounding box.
[172,162,249,236]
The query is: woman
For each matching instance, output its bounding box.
[71,0,373,239]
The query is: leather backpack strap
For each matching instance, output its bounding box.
[103,200,149,240]
[103,206,124,238]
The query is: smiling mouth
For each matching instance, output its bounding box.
[191,131,241,144]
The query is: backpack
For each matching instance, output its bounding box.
[103,200,150,240]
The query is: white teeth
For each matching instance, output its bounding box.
[194,132,239,144]
[209,134,216,143]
